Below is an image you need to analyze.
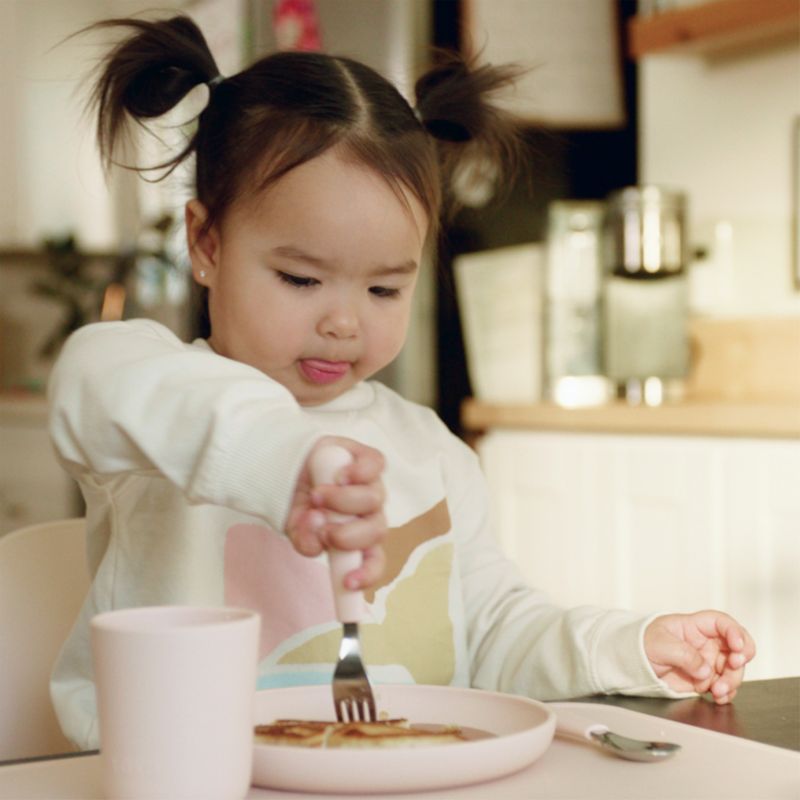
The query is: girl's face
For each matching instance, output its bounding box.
[187,149,429,406]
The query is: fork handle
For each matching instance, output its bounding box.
[328,549,363,622]
[309,444,365,623]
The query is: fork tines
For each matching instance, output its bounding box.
[333,622,376,722]
[334,685,377,723]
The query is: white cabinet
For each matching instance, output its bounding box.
[477,429,800,680]
[0,397,81,535]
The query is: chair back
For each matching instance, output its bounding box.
[0,518,88,761]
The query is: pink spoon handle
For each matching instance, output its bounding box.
[551,707,609,740]
[309,444,365,623]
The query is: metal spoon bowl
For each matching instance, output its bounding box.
[553,705,682,763]
[591,729,681,761]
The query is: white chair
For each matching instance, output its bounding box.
[0,518,88,761]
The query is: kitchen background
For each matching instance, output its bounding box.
[0,0,798,679]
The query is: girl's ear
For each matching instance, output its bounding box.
[185,199,219,286]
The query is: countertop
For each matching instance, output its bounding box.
[0,393,48,425]
[462,318,800,439]
[462,398,800,439]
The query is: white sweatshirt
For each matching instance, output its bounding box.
[48,319,674,751]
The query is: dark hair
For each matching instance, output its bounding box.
[86,15,523,333]
[89,14,522,228]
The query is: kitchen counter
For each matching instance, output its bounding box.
[462,398,800,439]
[462,318,800,439]
[0,393,48,425]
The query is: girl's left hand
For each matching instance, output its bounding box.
[644,611,756,704]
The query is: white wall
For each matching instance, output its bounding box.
[0,0,194,251]
[0,1,115,249]
[639,40,800,316]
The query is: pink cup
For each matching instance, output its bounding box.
[91,606,260,800]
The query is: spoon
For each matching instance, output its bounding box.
[552,706,681,762]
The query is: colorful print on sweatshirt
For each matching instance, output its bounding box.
[223,500,454,688]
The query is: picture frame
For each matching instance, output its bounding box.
[461,0,625,128]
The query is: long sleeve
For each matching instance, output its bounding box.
[448,441,674,700]
[48,319,322,530]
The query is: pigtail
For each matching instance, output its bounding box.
[86,15,221,174]
[414,53,525,211]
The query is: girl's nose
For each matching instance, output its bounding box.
[319,304,359,339]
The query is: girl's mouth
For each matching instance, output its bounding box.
[299,359,351,385]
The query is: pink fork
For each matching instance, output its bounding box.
[309,445,377,723]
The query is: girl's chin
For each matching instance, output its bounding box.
[297,391,345,407]
[293,379,354,407]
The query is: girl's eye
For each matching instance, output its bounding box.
[369,286,401,298]
[278,271,319,289]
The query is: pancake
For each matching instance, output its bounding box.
[326,720,467,749]
[253,719,331,748]
[254,718,469,749]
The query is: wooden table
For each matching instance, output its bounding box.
[0,679,796,799]
[581,677,799,752]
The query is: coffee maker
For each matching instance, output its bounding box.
[601,186,690,406]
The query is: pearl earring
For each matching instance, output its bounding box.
[198,270,206,279]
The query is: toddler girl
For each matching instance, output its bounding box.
[49,15,754,751]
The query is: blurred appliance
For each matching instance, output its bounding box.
[601,186,690,406]
[454,244,545,404]
[545,201,612,407]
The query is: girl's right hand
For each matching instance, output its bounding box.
[286,437,387,590]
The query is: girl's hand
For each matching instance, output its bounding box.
[286,437,387,590]
[644,611,756,704]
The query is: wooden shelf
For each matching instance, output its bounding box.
[461,398,800,439]
[628,0,800,59]
[0,248,119,266]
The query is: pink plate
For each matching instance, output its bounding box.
[252,684,555,794]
